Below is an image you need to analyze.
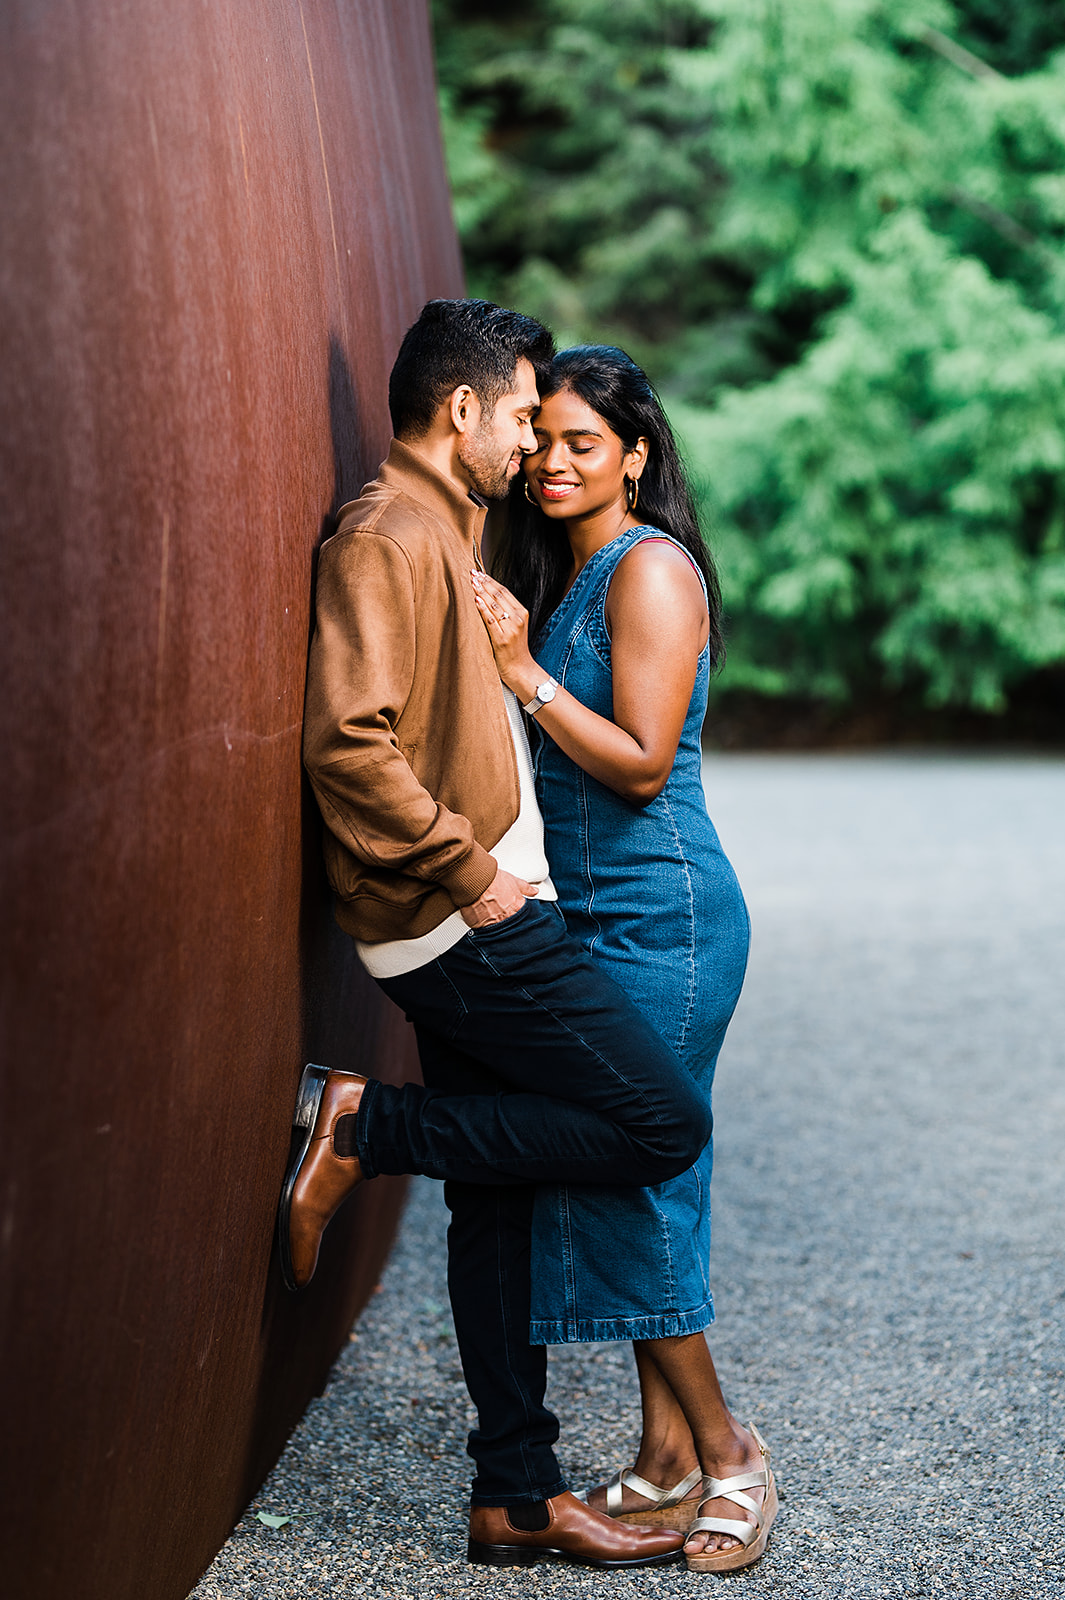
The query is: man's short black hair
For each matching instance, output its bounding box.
[389,298,555,439]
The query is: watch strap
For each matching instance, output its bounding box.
[522,678,558,716]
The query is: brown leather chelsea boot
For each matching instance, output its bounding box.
[468,1491,685,1568]
[278,1064,369,1291]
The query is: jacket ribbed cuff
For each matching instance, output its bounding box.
[438,842,497,909]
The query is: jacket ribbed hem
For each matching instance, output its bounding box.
[528,1299,715,1347]
[436,840,499,907]
[332,876,485,944]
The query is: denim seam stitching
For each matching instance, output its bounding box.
[649,1183,678,1311]
[559,1184,577,1337]
[577,764,605,957]
[589,524,648,665]
[529,1302,716,1344]
[660,792,697,1055]
[589,560,616,668]
[693,1157,712,1302]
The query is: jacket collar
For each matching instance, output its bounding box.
[376,437,488,552]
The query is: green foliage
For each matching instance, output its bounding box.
[432,0,730,358]
[433,0,1065,712]
[674,213,1065,708]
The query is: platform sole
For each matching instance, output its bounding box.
[612,1498,702,1530]
[684,1473,779,1574]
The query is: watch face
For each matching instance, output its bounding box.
[539,680,557,702]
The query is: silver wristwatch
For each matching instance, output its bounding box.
[522,677,559,717]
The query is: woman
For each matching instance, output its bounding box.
[470,345,776,1574]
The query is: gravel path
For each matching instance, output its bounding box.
[191,753,1065,1599]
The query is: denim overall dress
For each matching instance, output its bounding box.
[527,525,751,1344]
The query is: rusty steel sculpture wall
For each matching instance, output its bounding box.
[0,4,463,1597]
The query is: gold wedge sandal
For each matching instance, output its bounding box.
[583,1465,704,1528]
[683,1423,778,1573]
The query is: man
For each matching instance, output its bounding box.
[285,299,712,1569]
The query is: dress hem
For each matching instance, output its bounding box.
[529,1298,715,1347]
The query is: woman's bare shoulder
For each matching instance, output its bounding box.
[609,536,706,613]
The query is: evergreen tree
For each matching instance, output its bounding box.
[434,0,1065,714]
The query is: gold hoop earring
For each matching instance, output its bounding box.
[626,477,640,511]
[524,480,536,505]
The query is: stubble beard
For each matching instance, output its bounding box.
[458,423,515,502]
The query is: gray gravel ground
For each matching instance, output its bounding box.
[191,753,1065,1598]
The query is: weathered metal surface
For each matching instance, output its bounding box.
[0,4,462,1597]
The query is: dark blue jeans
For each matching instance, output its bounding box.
[368,899,712,1505]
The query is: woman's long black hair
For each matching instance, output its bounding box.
[494,344,724,666]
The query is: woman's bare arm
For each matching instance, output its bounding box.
[472,543,707,806]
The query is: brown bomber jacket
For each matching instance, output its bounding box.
[303,439,520,944]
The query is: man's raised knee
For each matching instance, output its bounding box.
[638,1098,713,1184]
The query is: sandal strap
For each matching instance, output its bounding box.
[686,1513,759,1549]
[708,1487,762,1521]
[604,1464,703,1517]
[698,1467,768,1502]
[683,1425,773,1551]
[660,1466,704,1507]
[605,1471,626,1517]
[625,1465,703,1508]
[618,1468,667,1507]
[688,1459,770,1547]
